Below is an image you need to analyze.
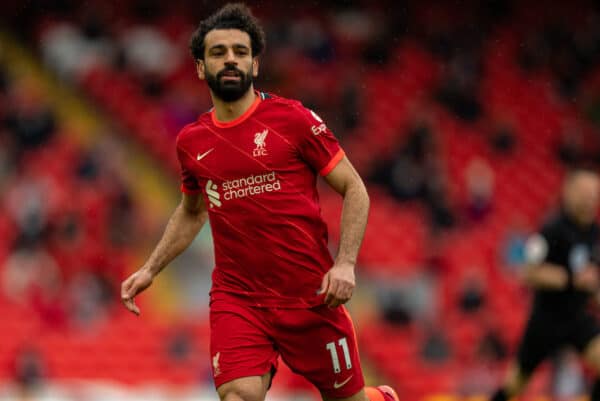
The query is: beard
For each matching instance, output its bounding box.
[205,65,253,102]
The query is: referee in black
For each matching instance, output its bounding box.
[491,169,600,401]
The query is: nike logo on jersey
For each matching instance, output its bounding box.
[333,375,353,389]
[197,148,214,161]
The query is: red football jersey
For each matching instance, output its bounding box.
[176,92,344,308]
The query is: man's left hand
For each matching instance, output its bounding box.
[574,264,600,293]
[318,262,356,308]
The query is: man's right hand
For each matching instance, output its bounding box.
[574,266,600,293]
[121,268,154,316]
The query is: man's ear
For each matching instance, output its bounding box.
[196,60,206,80]
[252,57,259,78]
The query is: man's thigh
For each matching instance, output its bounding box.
[272,305,365,399]
[571,312,600,371]
[210,301,279,390]
[516,313,563,375]
[570,312,600,354]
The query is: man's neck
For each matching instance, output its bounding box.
[212,87,257,123]
[563,207,593,229]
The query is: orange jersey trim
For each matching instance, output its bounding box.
[319,149,345,176]
[211,93,262,128]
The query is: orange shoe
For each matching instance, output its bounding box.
[365,385,400,401]
[377,385,400,401]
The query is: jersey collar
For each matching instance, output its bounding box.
[211,91,263,128]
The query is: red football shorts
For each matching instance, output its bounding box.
[210,300,365,398]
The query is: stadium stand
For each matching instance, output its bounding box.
[1,0,600,400]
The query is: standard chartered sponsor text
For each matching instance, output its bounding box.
[222,171,281,200]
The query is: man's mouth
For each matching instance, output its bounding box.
[220,70,241,81]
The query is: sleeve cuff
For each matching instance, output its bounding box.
[319,149,345,176]
[181,185,203,195]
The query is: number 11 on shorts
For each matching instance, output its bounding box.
[326,337,352,373]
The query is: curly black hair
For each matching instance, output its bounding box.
[190,3,266,61]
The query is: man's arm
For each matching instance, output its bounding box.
[522,231,568,290]
[319,156,370,307]
[121,192,208,315]
[523,263,568,290]
[525,262,600,292]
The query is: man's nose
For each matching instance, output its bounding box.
[224,49,237,63]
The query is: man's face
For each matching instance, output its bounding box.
[564,172,600,225]
[197,29,259,102]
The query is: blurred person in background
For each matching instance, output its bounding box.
[120,4,398,401]
[12,345,46,398]
[490,169,600,401]
[464,157,494,223]
[458,266,486,314]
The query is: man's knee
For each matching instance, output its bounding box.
[504,362,530,396]
[217,375,270,401]
[219,389,261,401]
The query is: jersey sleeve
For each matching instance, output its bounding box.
[176,135,202,195]
[292,104,344,176]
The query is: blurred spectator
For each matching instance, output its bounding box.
[120,25,180,77]
[489,122,517,155]
[4,84,56,152]
[420,324,451,363]
[477,328,507,362]
[424,165,456,232]
[162,84,208,137]
[458,268,486,314]
[377,122,435,200]
[1,239,61,307]
[457,324,505,396]
[557,122,584,167]
[66,270,113,330]
[339,79,361,132]
[41,22,115,81]
[431,20,484,123]
[290,16,334,63]
[371,117,456,232]
[12,345,46,391]
[379,289,412,326]
[0,130,17,190]
[47,211,83,278]
[377,273,437,325]
[458,358,498,397]
[518,10,600,99]
[436,56,483,122]
[0,63,8,94]
[166,329,194,363]
[4,171,52,243]
[107,186,135,247]
[464,157,494,222]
